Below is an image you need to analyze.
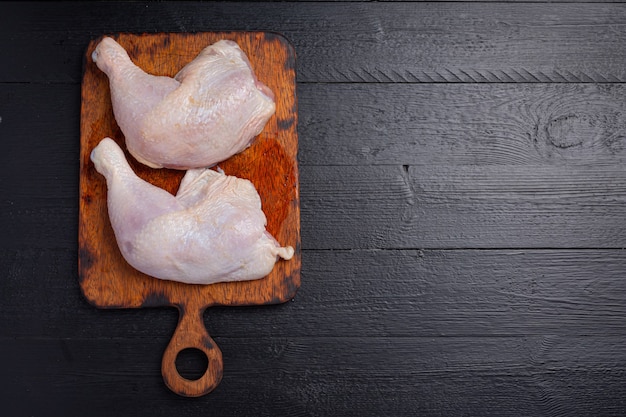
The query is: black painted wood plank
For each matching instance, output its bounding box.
[298,83,626,166]
[300,164,626,249]
[2,336,625,416]
[2,248,625,339]
[2,2,626,83]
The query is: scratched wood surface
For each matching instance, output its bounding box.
[2,1,626,416]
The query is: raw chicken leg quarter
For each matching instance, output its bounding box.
[90,137,294,285]
[92,37,276,170]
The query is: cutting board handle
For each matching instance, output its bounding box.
[161,303,223,397]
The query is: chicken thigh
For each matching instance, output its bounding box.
[92,37,276,170]
[90,137,294,285]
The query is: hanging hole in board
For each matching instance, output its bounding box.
[175,348,209,381]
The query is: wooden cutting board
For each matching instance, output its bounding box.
[78,32,300,397]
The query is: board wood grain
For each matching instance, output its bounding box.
[78,32,300,396]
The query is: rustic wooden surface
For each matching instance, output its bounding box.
[2,1,626,416]
[79,32,300,396]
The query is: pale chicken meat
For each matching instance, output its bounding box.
[92,37,276,170]
[90,137,294,285]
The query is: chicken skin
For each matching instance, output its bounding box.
[90,137,294,285]
[92,37,276,170]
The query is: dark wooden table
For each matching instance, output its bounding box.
[2,1,626,416]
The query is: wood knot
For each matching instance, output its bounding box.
[532,111,626,161]
[546,114,586,149]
